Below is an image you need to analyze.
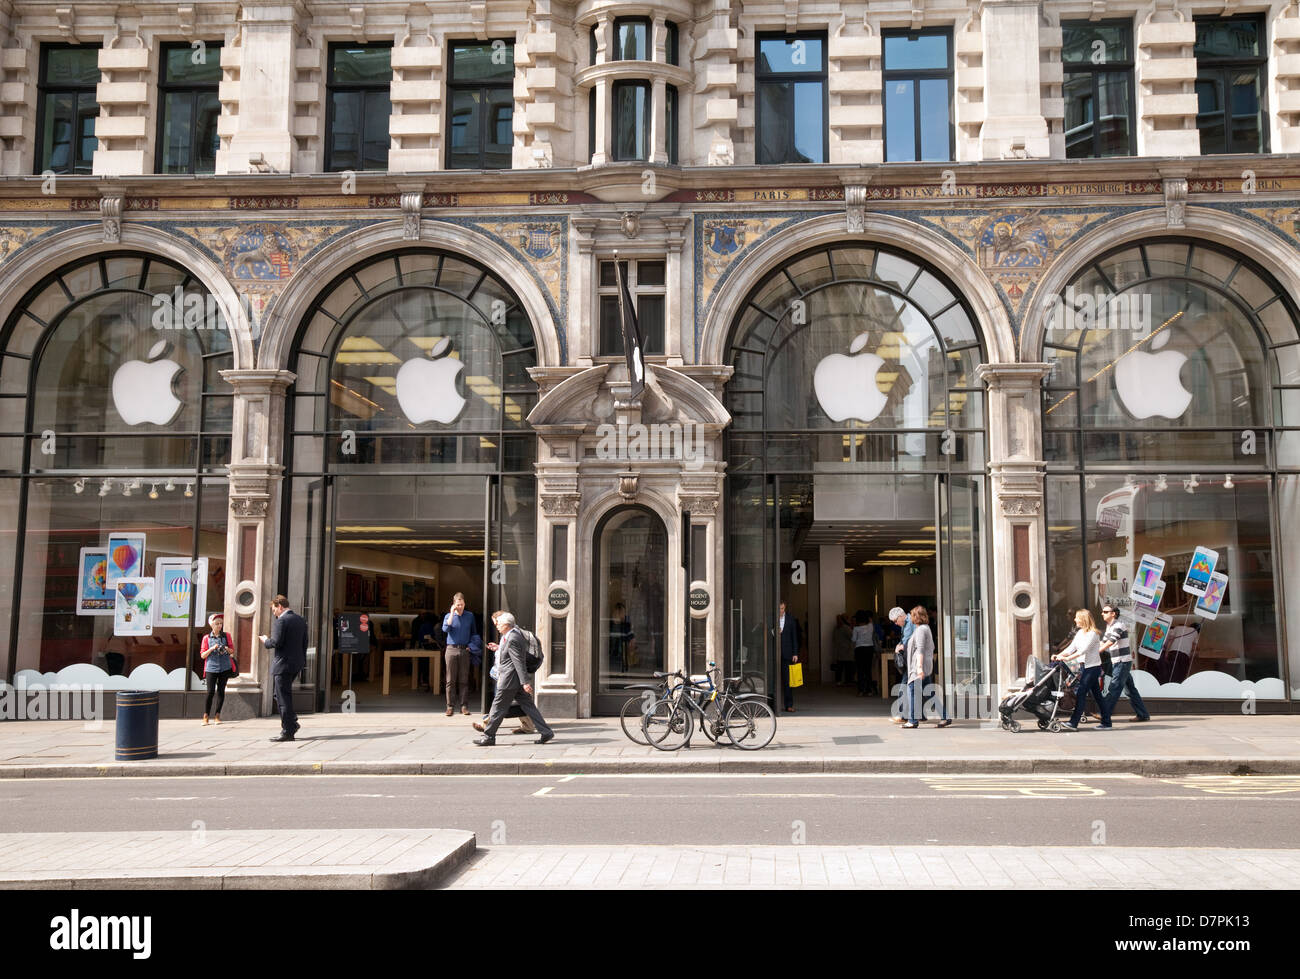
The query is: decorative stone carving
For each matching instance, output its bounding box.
[1164,176,1188,229]
[401,191,422,240]
[540,493,581,517]
[230,497,270,518]
[1000,496,1042,517]
[679,495,720,517]
[845,185,867,233]
[101,195,123,243]
[621,210,641,239]
[618,473,639,500]
[349,5,367,42]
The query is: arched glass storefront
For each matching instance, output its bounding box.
[725,243,989,707]
[282,249,539,710]
[0,253,233,689]
[1042,238,1300,700]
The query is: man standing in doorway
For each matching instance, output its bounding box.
[778,600,800,713]
[442,593,476,717]
[473,611,554,746]
[262,594,307,742]
[1099,604,1151,722]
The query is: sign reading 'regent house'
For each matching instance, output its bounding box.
[548,586,570,612]
[689,587,710,612]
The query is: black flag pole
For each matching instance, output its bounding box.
[613,249,646,399]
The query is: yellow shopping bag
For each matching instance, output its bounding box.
[788,662,804,688]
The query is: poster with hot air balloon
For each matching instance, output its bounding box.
[76,547,114,615]
[154,556,208,626]
[105,533,146,587]
[113,577,154,636]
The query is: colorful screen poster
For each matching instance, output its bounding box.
[105,533,146,587]
[1129,554,1166,606]
[154,557,208,626]
[113,577,155,637]
[1195,572,1229,621]
[76,547,114,615]
[1139,612,1173,659]
[1182,546,1219,597]
[1133,580,1166,626]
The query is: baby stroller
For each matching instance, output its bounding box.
[998,656,1070,733]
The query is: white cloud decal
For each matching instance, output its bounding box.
[8,664,202,691]
[1130,670,1286,700]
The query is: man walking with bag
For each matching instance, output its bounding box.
[473,611,554,746]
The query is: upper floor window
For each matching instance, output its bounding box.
[1195,15,1269,154]
[325,43,392,172]
[599,260,665,355]
[157,42,222,174]
[1061,21,1134,158]
[612,80,650,161]
[592,19,678,65]
[36,44,101,175]
[447,40,514,170]
[756,33,826,165]
[883,30,952,162]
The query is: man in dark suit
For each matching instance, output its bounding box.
[778,600,800,713]
[261,594,307,742]
[473,611,553,746]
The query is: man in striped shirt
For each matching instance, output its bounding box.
[1099,604,1152,722]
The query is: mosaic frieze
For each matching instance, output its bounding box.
[0,225,60,267]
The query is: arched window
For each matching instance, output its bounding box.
[0,253,233,687]
[282,250,540,706]
[724,243,990,702]
[1042,238,1300,700]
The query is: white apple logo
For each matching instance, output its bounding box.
[813,332,889,423]
[112,340,184,425]
[394,337,467,424]
[1114,329,1192,420]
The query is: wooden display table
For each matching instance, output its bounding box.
[382,648,442,696]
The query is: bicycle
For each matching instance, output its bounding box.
[642,665,777,751]
[620,670,719,745]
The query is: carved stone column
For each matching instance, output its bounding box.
[976,363,1052,693]
[218,369,295,714]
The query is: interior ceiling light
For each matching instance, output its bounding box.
[862,560,918,567]
[335,526,416,533]
[1154,474,1168,492]
[99,479,112,497]
[164,479,175,492]
[73,478,86,494]
[1223,474,1234,489]
[148,483,159,500]
[1184,474,1200,493]
[877,549,937,557]
[184,481,194,498]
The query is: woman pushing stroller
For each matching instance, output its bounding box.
[1052,608,1112,731]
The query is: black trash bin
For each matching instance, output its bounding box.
[115,691,159,761]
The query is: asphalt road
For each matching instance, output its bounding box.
[3,773,1299,848]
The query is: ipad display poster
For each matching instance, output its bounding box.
[114,577,155,637]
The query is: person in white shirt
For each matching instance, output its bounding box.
[1053,608,1112,730]
[851,611,877,697]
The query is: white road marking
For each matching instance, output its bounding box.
[532,786,553,797]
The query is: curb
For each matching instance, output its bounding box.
[0,831,477,891]
[4,757,1300,777]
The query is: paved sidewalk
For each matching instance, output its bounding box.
[0,829,475,889]
[1,710,1298,777]
[443,844,1300,889]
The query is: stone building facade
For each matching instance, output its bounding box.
[1,0,1297,717]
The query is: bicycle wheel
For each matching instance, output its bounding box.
[620,694,655,746]
[643,698,693,751]
[698,696,725,743]
[724,699,777,750]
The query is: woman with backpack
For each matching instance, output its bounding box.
[200,612,237,725]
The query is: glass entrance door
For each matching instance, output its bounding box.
[593,506,668,714]
[937,474,990,713]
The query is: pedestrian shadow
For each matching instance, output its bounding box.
[297,731,414,741]
[831,736,884,745]
[156,751,216,759]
